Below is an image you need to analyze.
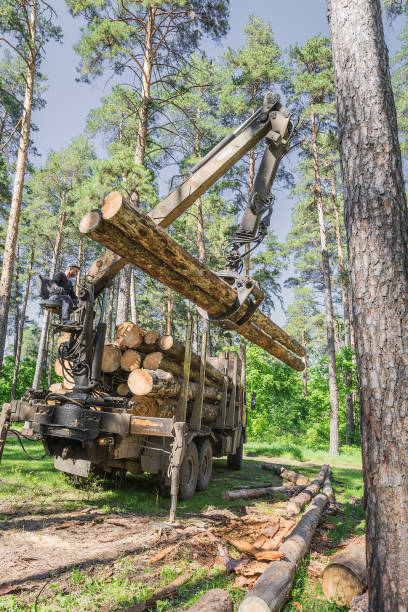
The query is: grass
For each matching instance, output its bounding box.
[0,435,364,611]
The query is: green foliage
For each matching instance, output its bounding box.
[246,344,359,450]
[0,355,35,403]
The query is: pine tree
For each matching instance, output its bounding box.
[329,0,408,604]
[288,35,340,455]
[0,0,61,375]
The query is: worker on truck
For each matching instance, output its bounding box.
[49,264,80,325]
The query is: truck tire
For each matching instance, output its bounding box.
[197,438,213,491]
[227,434,243,470]
[179,441,199,500]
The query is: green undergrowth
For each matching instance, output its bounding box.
[0,436,364,610]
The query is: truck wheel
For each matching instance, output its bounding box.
[197,438,213,491]
[179,441,199,500]
[227,435,243,470]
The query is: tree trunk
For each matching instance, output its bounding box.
[330,167,355,444]
[328,0,408,607]
[47,332,55,387]
[75,237,84,294]
[106,280,115,342]
[0,1,36,375]
[165,288,173,335]
[311,114,339,455]
[13,246,21,359]
[244,83,258,277]
[130,267,137,324]
[10,246,35,399]
[33,210,66,389]
[301,330,307,396]
[116,264,131,325]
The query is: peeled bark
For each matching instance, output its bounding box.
[322,537,366,606]
[328,0,408,607]
[0,1,36,375]
[239,492,329,612]
[286,464,329,516]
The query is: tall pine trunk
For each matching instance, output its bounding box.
[32,210,66,389]
[328,0,408,606]
[10,246,35,400]
[106,280,115,341]
[0,0,36,375]
[130,268,137,324]
[244,82,258,277]
[311,112,339,455]
[330,167,355,444]
[116,8,155,322]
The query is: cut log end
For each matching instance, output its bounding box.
[143,351,163,370]
[102,190,123,219]
[322,565,365,607]
[121,349,142,372]
[128,369,154,395]
[117,383,130,396]
[101,345,122,373]
[144,330,160,345]
[129,396,159,417]
[79,210,102,234]
[159,335,174,350]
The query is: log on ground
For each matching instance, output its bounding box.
[322,537,366,606]
[262,463,310,486]
[185,589,233,612]
[286,464,329,516]
[222,485,306,501]
[80,207,305,370]
[238,491,329,612]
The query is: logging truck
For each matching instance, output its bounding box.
[0,92,306,513]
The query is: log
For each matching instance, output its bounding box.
[155,398,220,425]
[144,330,160,345]
[128,396,159,417]
[286,464,329,516]
[114,322,143,349]
[101,345,122,373]
[127,369,174,395]
[322,537,366,606]
[57,332,71,346]
[120,349,143,372]
[143,352,221,388]
[262,463,310,486]
[80,206,305,370]
[222,484,306,501]
[238,492,329,612]
[49,382,64,393]
[322,467,335,503]
[116,383,130,396]
[185,589,233,612]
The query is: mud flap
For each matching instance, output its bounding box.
[54,456,92,477]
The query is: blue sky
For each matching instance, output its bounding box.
[30,0,404,325]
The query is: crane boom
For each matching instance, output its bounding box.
[87,92,292,295]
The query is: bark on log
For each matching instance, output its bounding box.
[143,352,221,388]
[322,468,335,503]
[262,463,310,486]
[222,485,306,501]
[155,398,220,425]
[116,383,130,396]
[286,464,329,516]
[238,492,329,612]
[185,589,233,612]
[128,396,159,417]
[101,345,122,373]
[322,537,366,606]
[127,369,174,395]
[121,349,143,372]
[113,322,143,349]
[80,209,305,370]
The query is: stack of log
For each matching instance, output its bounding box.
[50,321,236,423]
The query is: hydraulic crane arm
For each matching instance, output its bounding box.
[87,91,292,295]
